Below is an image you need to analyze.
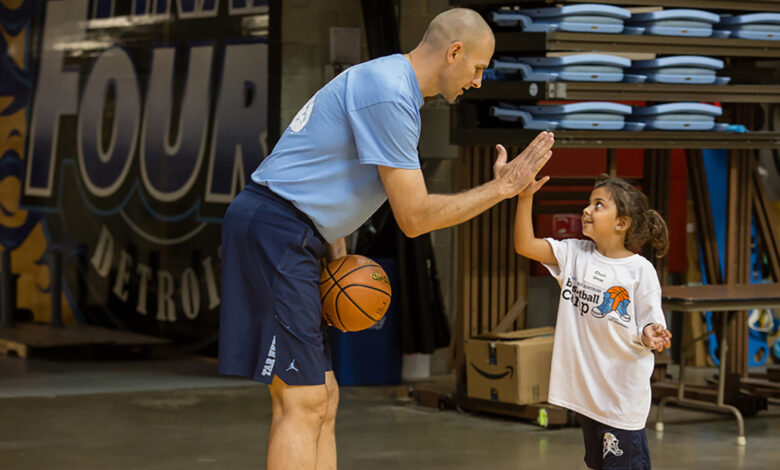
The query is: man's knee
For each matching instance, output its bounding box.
[270,378,329,423]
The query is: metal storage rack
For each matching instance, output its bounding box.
[446,0,780,426]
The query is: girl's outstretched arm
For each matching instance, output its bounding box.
[513,173,557,266]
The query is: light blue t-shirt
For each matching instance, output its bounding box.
[252,54,424,242]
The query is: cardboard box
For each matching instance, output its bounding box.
[465,327,554,405]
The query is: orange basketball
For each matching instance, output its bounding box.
[319,255,392,332]
[606,286,630,311]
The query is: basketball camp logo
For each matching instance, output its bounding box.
[561,277,631,323]
[19,0,270,345]
[593,286,631,321]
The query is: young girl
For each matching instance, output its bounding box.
[514,173,672,470]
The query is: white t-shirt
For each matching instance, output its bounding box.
[543,238,666,430]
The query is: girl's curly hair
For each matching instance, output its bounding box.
[594,175,669,257]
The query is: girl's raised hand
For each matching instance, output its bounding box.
[518,175,550,199]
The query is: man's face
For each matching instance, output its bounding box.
[440,35,494,103]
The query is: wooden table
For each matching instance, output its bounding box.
[656,283,780,446]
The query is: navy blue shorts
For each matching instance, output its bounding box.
[580,415,651,470]
[218,182,332,386]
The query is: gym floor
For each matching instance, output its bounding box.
[0,355,777,469]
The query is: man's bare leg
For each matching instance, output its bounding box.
[315,371,339,470]
[268,375,329,470]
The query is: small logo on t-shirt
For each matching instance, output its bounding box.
[603,432,624,458]
[290,95,315,133]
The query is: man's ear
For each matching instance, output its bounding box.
[447,41,464,63]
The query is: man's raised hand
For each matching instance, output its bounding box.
[493,131,554,199]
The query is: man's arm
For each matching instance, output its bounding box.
[377,132,554,237]
[377,168,504,238]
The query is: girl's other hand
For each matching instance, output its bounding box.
[642,323,672,352]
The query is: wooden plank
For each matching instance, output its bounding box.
[451,128,780,149]
[740,151,752,377]
[686,150,723,284]
[497,188,508,334]
[652,381,768,415]
[737,377,780,390]
[725,150,740,376]
[684,200,709,366]
[490,174,500,331]
[749,372,780,382]
[470,149,480,338]
[480,147,491,334]
[491,300,528,335]
[725,150,752,377]
[0,337,28,358]
[451,146,470,376]
[748,388,780,399]
[643,149,670,281]
[452,0,780,12]
[469,148,477,339]
[496,31,780,58]
[0,323,169,358]
[466,81,780,103]
[738,153,752,375]
[607,149,617,177]
[507,195,518,330]
[750,156,780,280]
[659,150,671,284]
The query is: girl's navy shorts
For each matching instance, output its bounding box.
[580,414,652,470]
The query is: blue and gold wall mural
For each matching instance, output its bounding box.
[2,0,272,349]
[0,0,64,324]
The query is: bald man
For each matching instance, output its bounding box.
[218,7,554,470]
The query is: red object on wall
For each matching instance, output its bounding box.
[531,213,586,275]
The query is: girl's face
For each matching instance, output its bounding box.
[582,187,621,242]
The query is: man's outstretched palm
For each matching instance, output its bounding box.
[493,132,554,199]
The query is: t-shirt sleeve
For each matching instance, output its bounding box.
[542,238,575,284]
[634,264,667,340]
[347,101,421,170]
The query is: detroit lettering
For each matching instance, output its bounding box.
[21,0,270,331]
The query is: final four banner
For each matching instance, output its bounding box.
[20,0,274,347]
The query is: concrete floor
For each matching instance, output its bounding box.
[0,355,778,469]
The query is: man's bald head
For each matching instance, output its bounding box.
[405,8,494,102]
[420,8,494,51]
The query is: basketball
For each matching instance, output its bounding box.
[319,255,392,332]
[606,286,630,311]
